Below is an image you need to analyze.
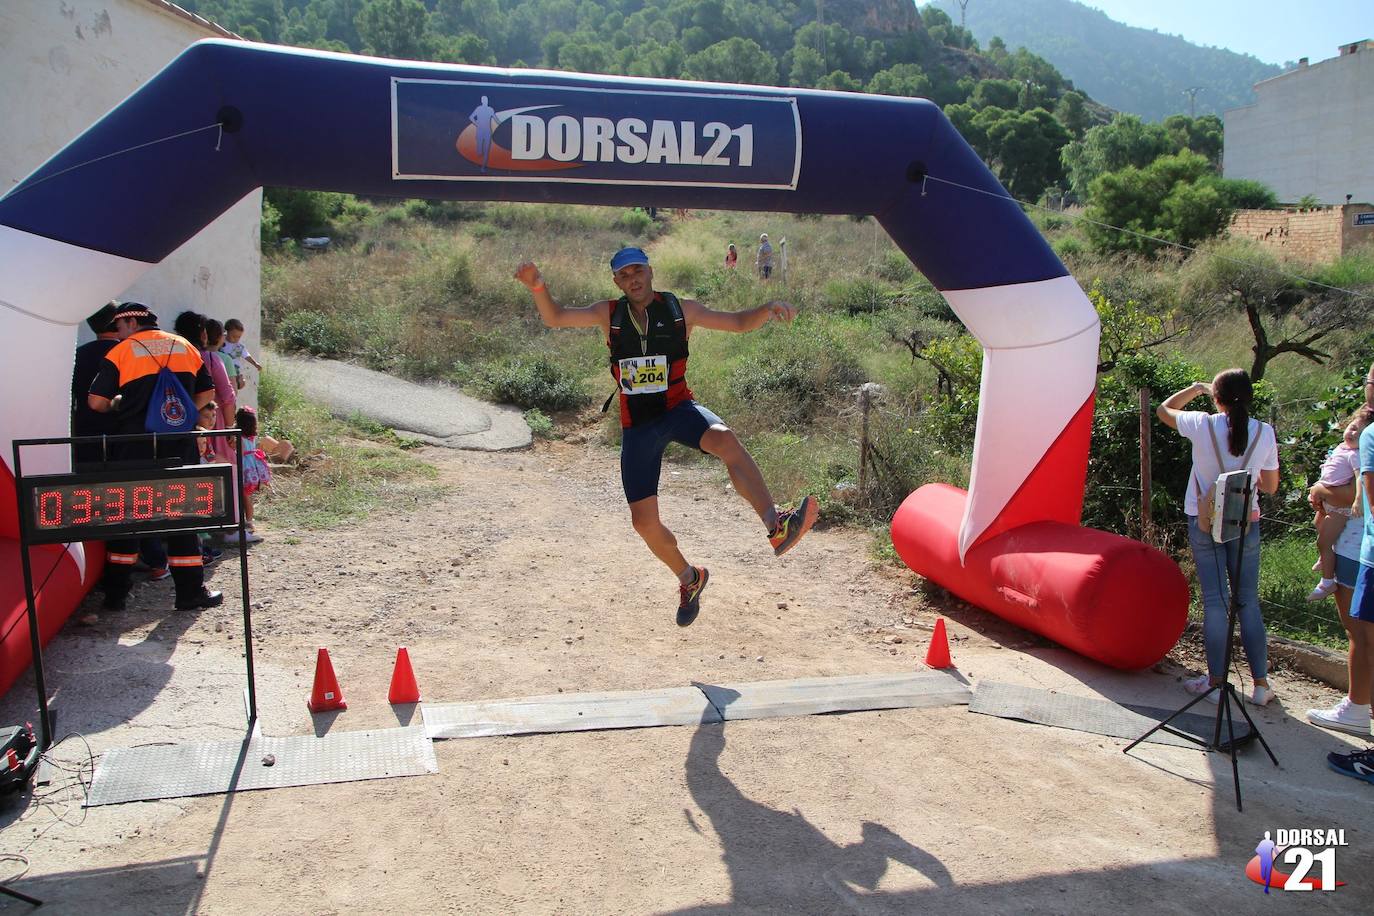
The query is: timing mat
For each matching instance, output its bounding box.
[968,681,1253,749]
[86,725,437,807]
[423,671,971,739]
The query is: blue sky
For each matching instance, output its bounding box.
[1076,0,1371,65]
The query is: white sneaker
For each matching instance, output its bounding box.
[1307,697,1372,735]
[1249,684,1275,707]
[1306,579,1337,602]
[1183,674,1219,703]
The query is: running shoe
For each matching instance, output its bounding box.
[1249,684,1275,707]
[1308,697,1372,736]
[677,566,709,627]
[1326,748,1374,785]
[769,496,819,557]
[147,567,171,582]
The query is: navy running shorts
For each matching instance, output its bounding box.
[1352,562,1374,623]
[620,401,723,504]
[1336,552,1359,589]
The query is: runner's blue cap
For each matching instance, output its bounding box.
[610,247,650,272]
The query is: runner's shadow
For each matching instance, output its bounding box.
[683,685,952,910]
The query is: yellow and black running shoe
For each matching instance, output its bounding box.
[677,566,709,627]
[769,496,819,557]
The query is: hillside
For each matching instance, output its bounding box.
[944,0,1283,121]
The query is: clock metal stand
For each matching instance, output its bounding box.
[10,432,260,839]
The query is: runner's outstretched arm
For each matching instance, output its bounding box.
[514,261,609,330]
[682,298,796,333]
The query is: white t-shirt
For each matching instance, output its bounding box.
[1175,412,1279,517]
[1334,511,1363,561]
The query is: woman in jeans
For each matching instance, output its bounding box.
[1157,368,1280,705]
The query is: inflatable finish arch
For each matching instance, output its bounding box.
[0,41,1187,686]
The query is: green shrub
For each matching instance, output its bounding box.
[273,310,353,357]
[1053,236,1085,260]
[657,255,708,293]
[877,250,916,283]
[614,208,654,237]
[727,322,866,424]
[824,277,893,315]
[485,354,590,411]
[863,410,971,520]
[524,408,556,439]
[441,250,476,299]
[260,198,282,248]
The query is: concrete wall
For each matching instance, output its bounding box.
[1224,44,1374,206]
[0,0,263,405]
[1227,204,1374,263]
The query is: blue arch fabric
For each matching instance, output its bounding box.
[0,41,1064,293]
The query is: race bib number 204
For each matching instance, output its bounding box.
[619,356,668,394]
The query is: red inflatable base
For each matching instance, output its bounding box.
[892,484,1189,670]
[0,539,103,699]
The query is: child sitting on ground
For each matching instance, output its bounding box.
[225,407,271,546]
[1308,408,1373,601]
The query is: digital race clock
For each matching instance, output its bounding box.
[17,464,235,544]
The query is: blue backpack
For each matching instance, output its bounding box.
[134,339,197,434]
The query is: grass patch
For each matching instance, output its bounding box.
[1257,535,1350,649]
[255,367,440,530]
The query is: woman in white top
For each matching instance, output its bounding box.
[1157,368,1280,706]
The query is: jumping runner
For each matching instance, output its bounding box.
[514,247,819,626]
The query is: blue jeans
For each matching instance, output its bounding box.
[1188,516,1266,681]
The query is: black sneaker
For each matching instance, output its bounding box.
[175,588,224,612]
[769,496,819,557]
[677,567,709,627]
[102,593,128,612]
[1327,748,1374,785]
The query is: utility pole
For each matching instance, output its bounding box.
[1182,86,1204,118]
[957,0,971,33]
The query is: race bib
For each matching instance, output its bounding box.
[618,355,668,394]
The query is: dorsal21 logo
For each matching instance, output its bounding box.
[1246,829,1348,892]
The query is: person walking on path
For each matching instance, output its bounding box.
[514,246,818,627]
[756,233,774,280]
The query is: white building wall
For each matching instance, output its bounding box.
[1224,46,1374,206]
[0,0,263,404]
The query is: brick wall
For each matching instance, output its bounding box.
[1227,205,1374,262]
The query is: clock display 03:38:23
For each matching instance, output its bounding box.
[33,479,223,529]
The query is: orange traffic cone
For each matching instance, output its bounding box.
[388,646,421,704]
[925,618,952,669]
[306,647,348,712]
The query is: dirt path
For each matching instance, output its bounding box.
[1,440,1370,914]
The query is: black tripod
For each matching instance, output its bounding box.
[1125,479,1278,811]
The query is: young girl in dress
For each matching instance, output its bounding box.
[1308,408,1373,601]
[226,407,271,545]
